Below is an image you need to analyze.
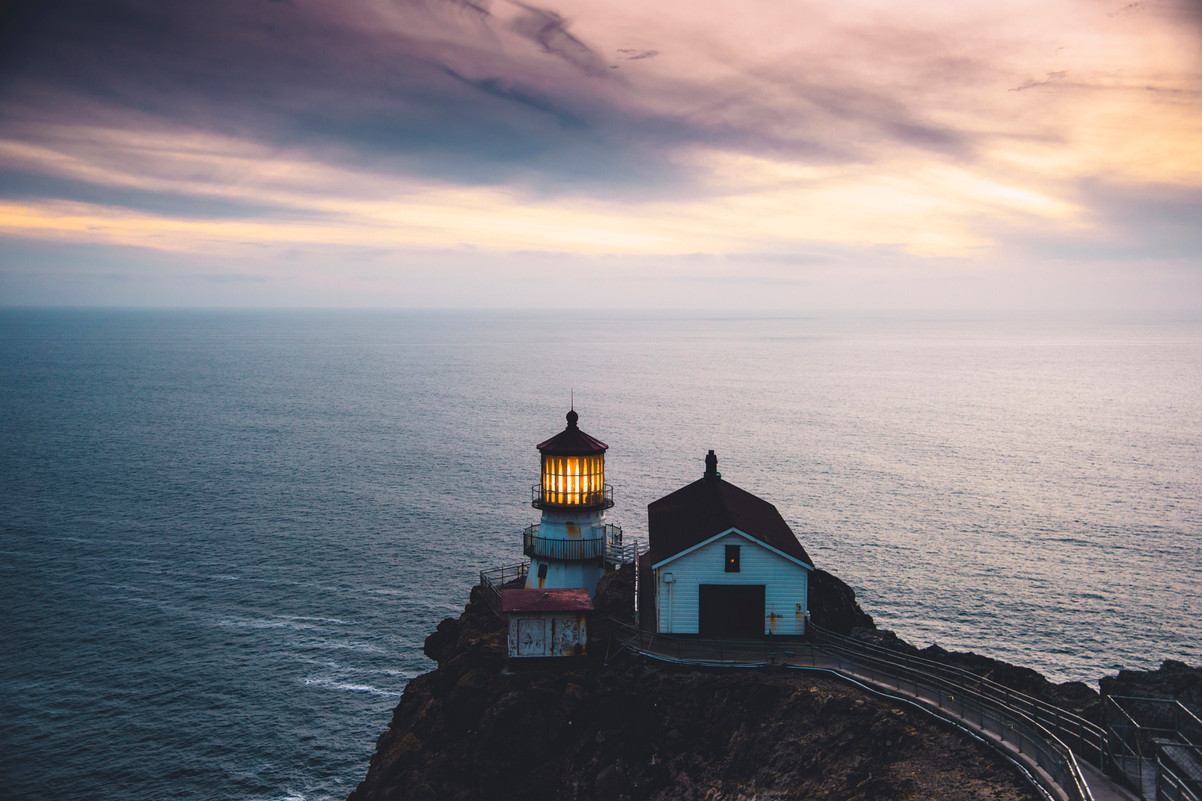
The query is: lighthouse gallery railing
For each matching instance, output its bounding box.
[531,483,614,510]
[522,523,632,563]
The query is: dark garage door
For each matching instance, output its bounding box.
[699,584,765,637]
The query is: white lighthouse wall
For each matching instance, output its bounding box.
[525,506,609,594]
[527,560,605,595]
[654,529,811,636]
[533,507,608,540]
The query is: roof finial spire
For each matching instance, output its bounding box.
[705,449,720,481]
[564,389,579,428]
[566,389,579,427]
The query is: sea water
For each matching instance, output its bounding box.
[1,309,1199,800]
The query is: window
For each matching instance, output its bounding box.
[725,545,740,573]
[538,563,549,580]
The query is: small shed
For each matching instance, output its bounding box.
[501,587,593,658]
[644,451,814,637]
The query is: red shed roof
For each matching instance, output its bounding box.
[501,587,594,614]
[536,409,608,455]
[648,459,813,568]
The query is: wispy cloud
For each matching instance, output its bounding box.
[509,2,610,77]
[1011,71,1070,91]
[0,0,1200,307]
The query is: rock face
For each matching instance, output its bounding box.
[1099,660,1202,739]
[849,629,1104,723]
[592,565,637,626]
[352,569,1199,801]
[349,588,1040,801]
[807,570,876,635]
[1100,660,1202,713]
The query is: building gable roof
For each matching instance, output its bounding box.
[652,527,814,571]
[648,475,814,567]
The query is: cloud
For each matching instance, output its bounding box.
[438,68,588,129]
[1,0,1200,311]
[1011,71,1069,92]
[0,167,289,220]
[0,0,1016,199]
[508,2,610,76]
[1005,180,1202,261]
[617,49,659,61]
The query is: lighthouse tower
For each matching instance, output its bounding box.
[524,409,623,595]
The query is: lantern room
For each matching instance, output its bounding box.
[533,409,613,511]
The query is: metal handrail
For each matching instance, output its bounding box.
[531,483,614,510]
[1105,694,1202,800]
[608,621,1095,801]
[522,524,634,564]
[523,530,606,561]
[605,541,638,564]
[808,622,1107,764]
[807,626,1094,801]
[1157,743,1202,801]
[478,562,528,614]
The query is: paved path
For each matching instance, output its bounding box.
[826,662,1145,801]
[618,632,1140,801]
[1078,762,1142,801]
[826,661,1081,801]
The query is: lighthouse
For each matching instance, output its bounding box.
[523,409,627,595]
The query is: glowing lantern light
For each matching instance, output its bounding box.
[534,409,612,509]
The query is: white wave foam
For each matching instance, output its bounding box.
[295,658,343,670]
[213,617,318,631]
[294,658,415,681]
[279,615,349,626]
[301,677,396,697]
[247,792,308,801]
[287,638,385,654]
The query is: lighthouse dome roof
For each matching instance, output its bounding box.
[536,410,608,455]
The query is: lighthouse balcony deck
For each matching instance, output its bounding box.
[531,484,614,511]
[523,523,636,565]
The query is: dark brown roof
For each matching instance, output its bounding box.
[648,475,813,567]
[536,409,608,455]
[501,587,594,614]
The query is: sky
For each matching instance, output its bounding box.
[0,0,1200,309]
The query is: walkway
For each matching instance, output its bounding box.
[609,624,1140,801]
[1078,762,1142,801]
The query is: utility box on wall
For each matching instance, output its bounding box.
[501,588,593,658]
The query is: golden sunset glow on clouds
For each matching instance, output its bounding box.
[0,0,1199,307]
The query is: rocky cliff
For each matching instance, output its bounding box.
[350,569,1040,801]
[846,628,1105,723]
[349,567,1200,801]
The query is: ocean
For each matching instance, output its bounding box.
[1,309,1199,801]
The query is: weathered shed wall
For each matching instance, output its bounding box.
[507,613,588,658]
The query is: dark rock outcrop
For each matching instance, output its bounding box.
[1099,660,1202,740]
[849,629,1103,722]
[807,569,875,634]
[350,586,1039,801]
[921,644,1103,722]
[355,567,1198,801]
[1100,660,1202,713]
[422,585,508,670]
[593,564,636,626]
